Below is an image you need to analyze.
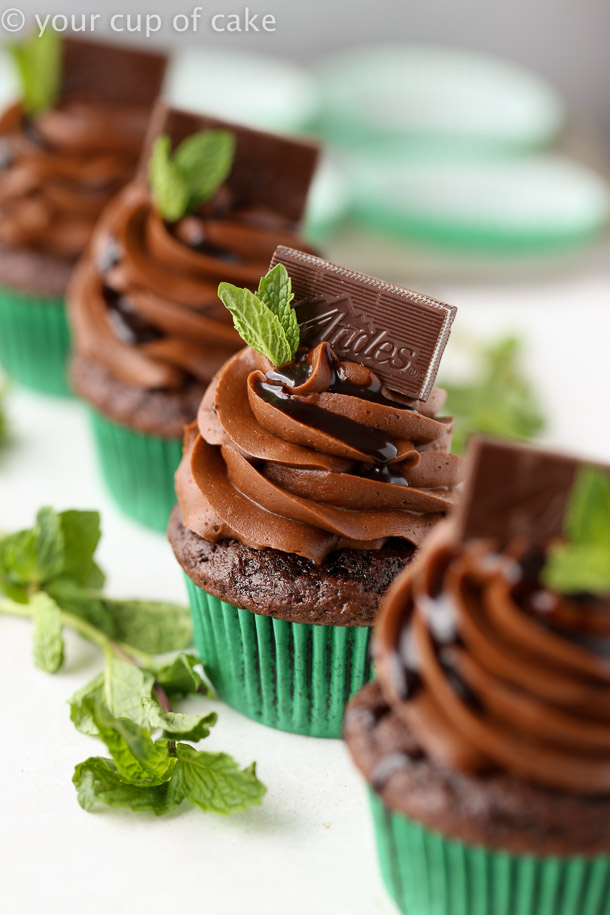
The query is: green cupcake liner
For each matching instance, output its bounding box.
[0,286,71,396]
[87,407,183,533]
[368,788,610,915]
[185,578,373,738]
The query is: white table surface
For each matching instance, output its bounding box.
[1,233,609,914]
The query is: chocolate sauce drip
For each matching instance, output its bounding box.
[266,348,416,412]
[425,594,460,646]
[98,237,123,274]
[256,380,398,465]
[357,464,409,487]
[105,288,162,345]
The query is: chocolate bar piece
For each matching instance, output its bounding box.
[138,102,320,226]
[269,246,457,401]
[62,37,167,106]
[455,437,610,545]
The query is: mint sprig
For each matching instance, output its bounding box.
[441,336,545,455]
[219,263,300,367]
[149,129,235,222]
[0,383,9,449]
[0,507,266,817]
[542,467,610,596]
[10,28,62,116]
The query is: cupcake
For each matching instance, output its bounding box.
[69,103,319,531]
[169,246,465,737]
[345,438,610,914]
[0,33,166,395]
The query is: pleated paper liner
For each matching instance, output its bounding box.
[185,579,373,738]
[87,407,183,533]
[368,789,610,915]
[0,287,71,396]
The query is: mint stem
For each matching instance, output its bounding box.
[0,595,155,667]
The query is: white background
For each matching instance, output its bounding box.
[1,235,609,914]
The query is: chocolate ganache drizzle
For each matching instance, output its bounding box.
[175,342,465,564]
[375,522,610,794]
[70,182,310,392]
[0,101,149,259]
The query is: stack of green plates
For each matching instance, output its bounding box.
[316,44,564,156]
[350,154,610,253]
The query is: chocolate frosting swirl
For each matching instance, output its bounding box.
[0,101,148,259]
[375,522,610,795]
[175,342,465,564]
[69,183,310,391]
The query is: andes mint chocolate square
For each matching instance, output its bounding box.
[455,437,610,545]
[62,38,167,106]
[138,102,319,226]
[269,246,457,401]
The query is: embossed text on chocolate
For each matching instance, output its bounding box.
[270,246,457,401]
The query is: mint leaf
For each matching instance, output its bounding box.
[58,510,104,589]
[218,282,294,367]
[142,698,217,742]
[542,467,610,595]
[0,528,38,601]
[69,673,105,736]
[10,28,62,116]
[32,591,64,673]
[563,466,610,549]
[257,264,299,356]
[47,580,117,639]
[35,507,64,583]
[103,656,155,727]
[149,135,190,222]
[544,544,610,594]
[90,703,175,786]
[441,336,545,455]
[150,653,210,698]
[167,744,266,815]
[175,130,235,209]
[73,757,179,816]
[100,598,192,654]
[148,129,235,222]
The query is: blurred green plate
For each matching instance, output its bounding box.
[316,44,564,156]
[350,155,609,253]
[165,49,318,132]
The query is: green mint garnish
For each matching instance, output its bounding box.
[0,383,10,449]
[542,467,610,596]
[441,335,545,455]
[148,129,235,222]
[218,263,300,367]
[0,506,266,817]
[10,28,62,116]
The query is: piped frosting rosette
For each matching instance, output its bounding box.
[70,184,311,391]
[0,101,148,258]
[375,522,610,795]
[175,341,465,565]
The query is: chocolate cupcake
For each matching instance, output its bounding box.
[169,247,465,737]
[346,438,610,914]
[0,33,166,395]
[69,104,318,531]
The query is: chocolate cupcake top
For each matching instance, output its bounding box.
[0,36,165,260]
[175,251,465,564]
[374,440,610,796]
[69,105,318,392]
